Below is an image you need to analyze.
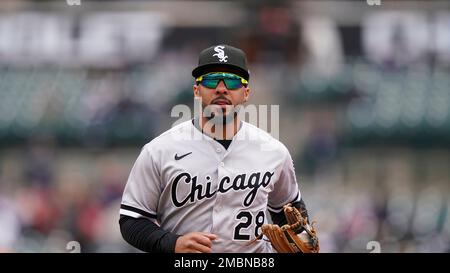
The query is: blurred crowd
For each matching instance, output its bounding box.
[0,140,136,252]
[1,0,450,252]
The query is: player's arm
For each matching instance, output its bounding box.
[119,215,180,253]
[119,145,177,252]
[268,147,311,228]
[120,215,217,253]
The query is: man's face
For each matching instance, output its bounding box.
[193,72,250,123]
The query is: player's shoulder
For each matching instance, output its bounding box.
[241,121,290,154]
[141,120,193,152]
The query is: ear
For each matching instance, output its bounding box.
[193,84,201,97]
[243,87,250,102]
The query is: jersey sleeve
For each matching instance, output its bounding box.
[120,144,161,220]
[267,148,301,213]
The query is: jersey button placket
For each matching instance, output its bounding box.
[212,159,225,234]
[215,142,227,213]
[216,157,227,207]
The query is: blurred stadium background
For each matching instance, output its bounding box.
[0,0,449,253]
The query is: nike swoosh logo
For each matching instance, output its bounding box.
[174,152,192,160]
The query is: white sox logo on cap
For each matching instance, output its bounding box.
[212,45,228,62]
[192,44,249,80]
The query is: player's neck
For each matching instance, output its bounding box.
[200,115,240,140]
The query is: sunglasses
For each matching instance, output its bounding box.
[196,72,248,90]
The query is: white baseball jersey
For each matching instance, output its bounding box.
[120,120,301,253]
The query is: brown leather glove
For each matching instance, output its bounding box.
[252,203,320,253]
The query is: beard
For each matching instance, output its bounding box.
[203,104,242,125]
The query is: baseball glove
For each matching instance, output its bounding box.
[250,203,320,253]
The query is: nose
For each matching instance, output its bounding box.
[215,80,229,94]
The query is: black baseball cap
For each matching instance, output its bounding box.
[192,44,250,81]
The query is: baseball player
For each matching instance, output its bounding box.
[119,44,313,253]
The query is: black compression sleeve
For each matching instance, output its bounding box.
[119,215,181,253]
[269,199,310,226]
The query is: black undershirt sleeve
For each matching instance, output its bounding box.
[269,199,310,227]
[119,215,181,253]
